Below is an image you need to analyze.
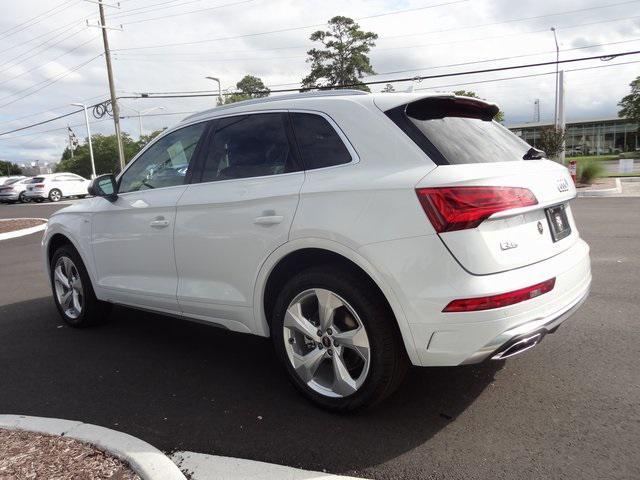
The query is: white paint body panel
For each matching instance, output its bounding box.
[42,92,592,368]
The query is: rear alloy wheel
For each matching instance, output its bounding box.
[51,245,111,327]
[272,266,408,411]
[18,191,30,203]
[48,189,62,202]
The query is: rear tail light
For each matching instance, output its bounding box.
[416,186,538,233]
[34,184,44,189]
[443,278,556,312]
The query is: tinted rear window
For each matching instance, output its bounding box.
[387,97,531,165]
[30,177,44,183]
[290,113,352,170]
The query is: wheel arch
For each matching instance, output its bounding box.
[43,228,97,292]
[254,239,419,364]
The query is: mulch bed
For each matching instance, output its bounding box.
[0,428,140,479]
[0,218,46,234]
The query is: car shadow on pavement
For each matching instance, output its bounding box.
[0,297,503,475]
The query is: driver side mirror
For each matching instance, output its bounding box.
[88,174,118,202]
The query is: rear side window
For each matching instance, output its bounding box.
[200,113,296,182]
[387,97,531,165]
[290,113,352,170]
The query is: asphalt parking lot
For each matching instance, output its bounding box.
[0,199,638,480]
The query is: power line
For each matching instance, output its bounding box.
[119,49,640,97]
[2,49,638,138]
[0,0,79,40]
[0,92,110,126]
[112,0,640,51]
[0,54,103,109]
[110,0,226,20]
[119,0,259,25]
[0,27,87,69]
[0,36,100,87]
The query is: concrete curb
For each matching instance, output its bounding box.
[171,451,366,480]
[0,218,47,241]
[577,178,622,197]
[0,415,186,480]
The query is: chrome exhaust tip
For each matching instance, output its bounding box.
[491,333,543,360]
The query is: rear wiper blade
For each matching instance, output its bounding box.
[523,147,546,160]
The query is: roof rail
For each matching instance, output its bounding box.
[182,89,368,122]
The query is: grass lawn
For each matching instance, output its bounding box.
[566,155,620,162]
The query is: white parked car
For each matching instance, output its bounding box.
[24,173,90,202]
[42,91,591,411]
[0,177,34,203]
[0,175,26,185]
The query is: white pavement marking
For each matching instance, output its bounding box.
[0,415,186,480]
[0,218,47,241]
[170,451,367,480]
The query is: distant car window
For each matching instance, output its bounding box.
[119,122,206,193]
[30,177,44,183]
[290,113,352,170]
[6,178,22,185]
[200,113,295,182]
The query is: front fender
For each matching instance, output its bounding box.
[42,213,97,290]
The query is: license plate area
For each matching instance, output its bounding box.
[545,204,571,242]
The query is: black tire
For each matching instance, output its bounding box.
[35,198,44,203]
[271,266,408,412]
[19,191,30,203]
[50,244,112,328]
[48,189,62,202]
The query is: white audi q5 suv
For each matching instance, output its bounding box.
[42,91,591,411]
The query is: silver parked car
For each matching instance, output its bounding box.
[0,177,33,203]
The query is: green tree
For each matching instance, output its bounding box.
[536,126,566,160]
[302,16,377,91]
[453,90,505,123]
[618,76,640,124]
[0,160,22,175]
[219,75,270,105]
[56,130,164,177]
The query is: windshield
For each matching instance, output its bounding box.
[409,116,532,164]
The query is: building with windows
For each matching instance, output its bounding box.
[508,117,639,156]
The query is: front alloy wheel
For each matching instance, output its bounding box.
[283,289,371,398]
[53,256,83,319]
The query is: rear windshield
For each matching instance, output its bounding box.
[30,177,44,183]
[386,97,532,165]
[410,117,531,164]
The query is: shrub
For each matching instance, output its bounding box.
[578,159,605,184]
[618,151,639,159]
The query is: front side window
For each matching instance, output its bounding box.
[200,113,295,182]
[290,113,352,170]
[119,122,206,193]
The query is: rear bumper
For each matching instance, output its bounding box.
[0,193,20,201]
[24,191,47,199]
[359,235,592,367]
[460,278,590,364]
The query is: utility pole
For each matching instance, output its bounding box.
[93,1,125,171]
[558,70,566,165]
[551,27,560,129]
[67,125,74,158]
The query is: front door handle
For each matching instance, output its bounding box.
[150,217,170,228]
[253,215,284,226]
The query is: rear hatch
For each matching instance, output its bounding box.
[384,95,578,275]
[26,177,44,192]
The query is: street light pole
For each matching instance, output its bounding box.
[551,27,560,128]
[205,76,222,105]
[71,103,96,179]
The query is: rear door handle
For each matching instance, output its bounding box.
[253,215,284,225]
[150,217,170,228]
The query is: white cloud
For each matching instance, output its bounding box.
[0,0,639,163]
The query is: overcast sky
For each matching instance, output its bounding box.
[0,0,639,165]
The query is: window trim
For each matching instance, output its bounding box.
[116,119,212,195]
[191,110,305,186]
